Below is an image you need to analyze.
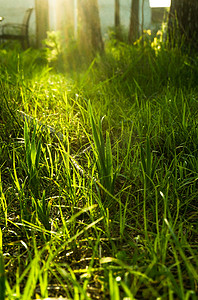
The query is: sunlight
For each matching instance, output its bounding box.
[150,0,171,7]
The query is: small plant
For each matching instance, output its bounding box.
[88,102,117,199]
[43,31,62,65]
[140,136,161,188]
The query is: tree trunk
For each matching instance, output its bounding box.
[35,0,49,48]
[115,0,122,40]
[78,0,104,56]
[115,0,120,28]
[168,0,198,50]
[128,0,140,43]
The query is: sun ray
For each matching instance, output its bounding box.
[150,0,171,7]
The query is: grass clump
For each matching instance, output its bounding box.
[0,34,198,300]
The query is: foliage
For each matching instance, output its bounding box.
[43,31,62,65]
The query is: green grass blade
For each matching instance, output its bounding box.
[146,136,152,177]
[106,131,113,192]
[0,228,5,300]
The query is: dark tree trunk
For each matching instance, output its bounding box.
[78,0,104,56]
[128,0,139,43]
[115,0,120,28]
[115,0,122,39]
[168,0,198,50]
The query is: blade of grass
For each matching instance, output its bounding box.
[0,228,5,300]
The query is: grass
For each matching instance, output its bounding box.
[0,34,198,300]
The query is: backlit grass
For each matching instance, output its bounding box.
[0,37,198,299]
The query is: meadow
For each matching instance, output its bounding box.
[0,32,198,299]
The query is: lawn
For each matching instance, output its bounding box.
[0,35,198,299]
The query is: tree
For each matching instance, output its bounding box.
[114,0,123,40]
[128,0,139,43]
[78,0,104,56]
[115,0,120,28]
[168,0,198,51]
[35,0,49,47]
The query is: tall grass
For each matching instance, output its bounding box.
[0,34,198,299]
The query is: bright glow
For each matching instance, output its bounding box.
[150,0,171,7]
